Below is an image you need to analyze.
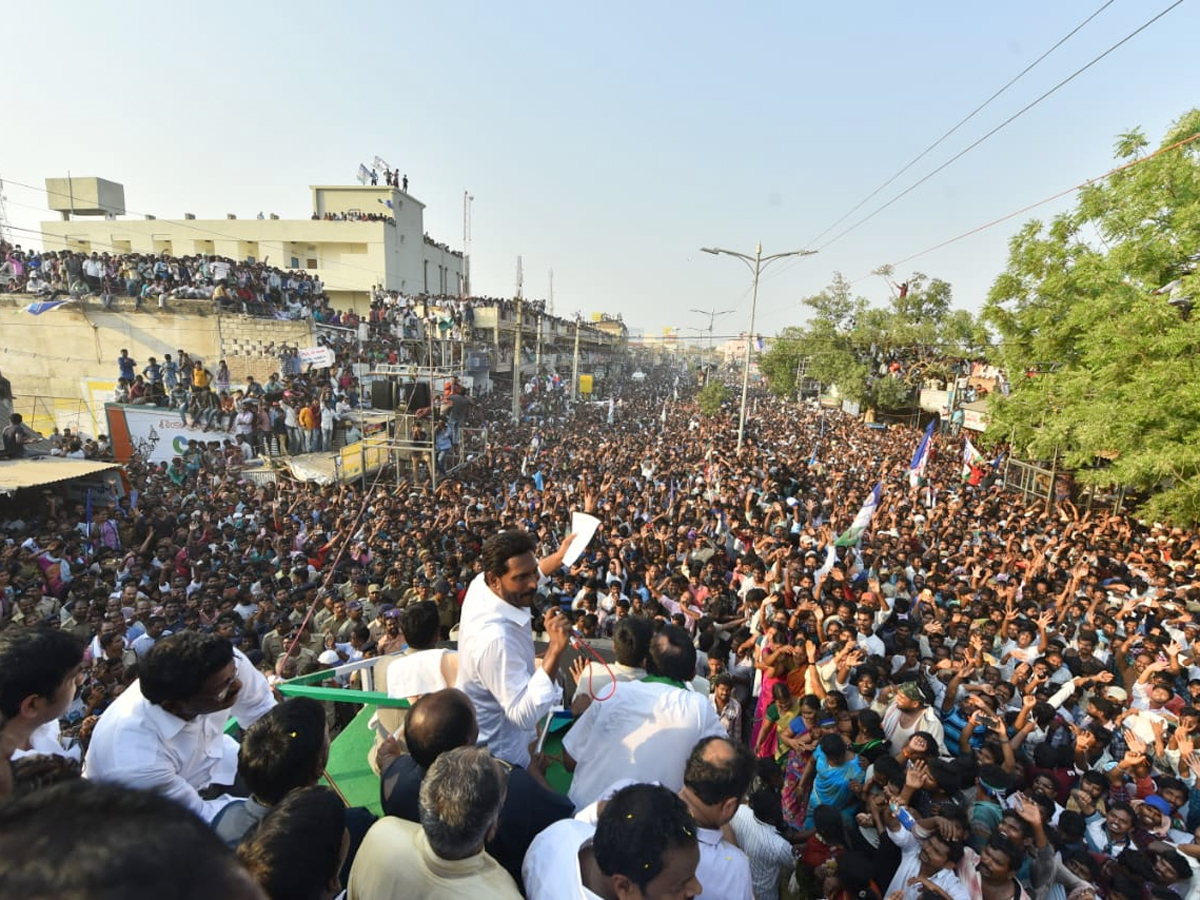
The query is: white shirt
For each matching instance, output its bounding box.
[386,648,454,699]
[569,661,646,703]
[456,572,561,767]
[130,630,171,659]
[694,823,754,900]
[885,825,970,900]
[857,631,887,658]
[84,649,275,821]
[522,817,605,900]
[730,805,794,900]
[10,720,81,762]
[540,780,751,900]
[563,679,726,810]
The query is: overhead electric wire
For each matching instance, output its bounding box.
[803,0,1118,250]
[846,126,1200,284]
[759,0,1183,293]
[812,0,1182,255]
[750,122,1200,326]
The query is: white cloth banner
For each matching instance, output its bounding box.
[562,512,601,569]
[299,347,336,368]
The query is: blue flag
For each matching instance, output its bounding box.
[908,420,936,487]
[24,299,69,315]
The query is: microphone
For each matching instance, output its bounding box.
[569,627,588,651]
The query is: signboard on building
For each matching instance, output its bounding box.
[962,407,988,432]
[299,346,336,368]
[919,389,950,414]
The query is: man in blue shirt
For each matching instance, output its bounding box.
[117,349,137,383]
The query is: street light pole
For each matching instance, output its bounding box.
[462,191,474,297]
[700,243,817,452]
[689,306,735,350]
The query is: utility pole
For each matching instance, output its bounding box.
[689,306,735,351]
[701,243,817,452]
[535,310,543,372]
[548,268,554,317]
[512,256,523,423]
[462,191,473,297]
[571,317,581,402]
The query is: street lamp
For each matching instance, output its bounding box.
[462,191,474,297]
[700,243,817,451]
[689,306,735,351]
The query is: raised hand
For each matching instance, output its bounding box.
[935,816,968,842]
[1013,793,1043,827]
[570,654,588,685]
[1177,730,1195,758]
[905,759,930,791]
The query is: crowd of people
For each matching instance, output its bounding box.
[0,238,332,319]
[3,361,1200,900]
[312,211,397,226]
[104,343,371,461]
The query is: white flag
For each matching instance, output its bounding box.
[814,540,837,580]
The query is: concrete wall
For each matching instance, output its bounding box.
[0,296,311,435]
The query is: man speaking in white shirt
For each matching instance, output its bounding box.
[84,630,276,821]
[456,528,575,768]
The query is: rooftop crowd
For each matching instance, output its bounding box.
[0,238,332,319]
[2,360,1200,900]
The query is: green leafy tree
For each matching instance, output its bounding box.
[760,272,987,411]
[984,109,1200,523]
[697,379,729,417]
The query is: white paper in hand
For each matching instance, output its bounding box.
[563,512,601,569]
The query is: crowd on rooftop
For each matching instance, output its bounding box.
[2,362,1200,900]
[312,211,396,226]
[0,238,332,319]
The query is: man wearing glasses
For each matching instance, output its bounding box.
[84,631,275,821]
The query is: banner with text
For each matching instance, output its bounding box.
[106,405,217,464]
[299,346,337,369]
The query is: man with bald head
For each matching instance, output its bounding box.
[678,735,755,900]
[376,688,572,891]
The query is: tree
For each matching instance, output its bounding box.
[984,109,1200,524]
[697,379,729,417]
[759,271,988,411]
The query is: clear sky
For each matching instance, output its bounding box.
[3,0,1197,340]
